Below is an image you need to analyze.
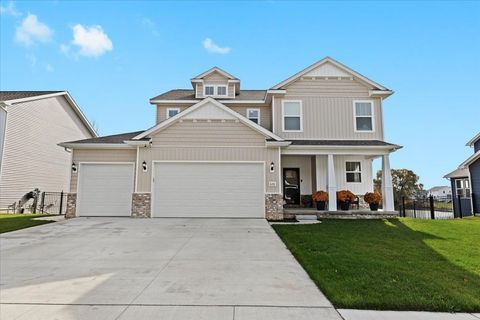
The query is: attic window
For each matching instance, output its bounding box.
[205,86,214,96]
[217,86,227,96]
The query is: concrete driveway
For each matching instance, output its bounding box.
[0,218,341,320]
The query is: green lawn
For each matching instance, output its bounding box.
[273,218,480,312]
[0,214,56,234]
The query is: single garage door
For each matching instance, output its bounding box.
[77,163,134,217]
[153,162,264,218]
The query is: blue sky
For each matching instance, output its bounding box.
[1,1,479,188]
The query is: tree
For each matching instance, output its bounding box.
[374,169,425,203]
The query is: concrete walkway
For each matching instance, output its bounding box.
[0,218,341,320]
[338,309,480,320]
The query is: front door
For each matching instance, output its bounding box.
[283,168,300,205]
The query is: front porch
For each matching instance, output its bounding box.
[284,208,399,220]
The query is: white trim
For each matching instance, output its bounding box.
[281,147,392,156]
[58,143,134,149]
[203,84,230,98]
[135,97,284,141]
[150,160,266,218]
[353,100,375,133]
[272,95,276,133]
[281,100,303,132]
[192,67,237,80]
[166,107,180,119]
[76,162,135,217]
[278,146,282,194]
[151,99,267,104]
[271,57,389,91]
[460,150,480,167]
[135,146,139,192]
[3,91,97,137]
[369,90,394,98]
[246,108,261,125]
[466,132,480,147]
[345,160,362,184]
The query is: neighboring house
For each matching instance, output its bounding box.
[0,91,96,210]
[427,186,452,201]
[444,132,480,217]
[59,57,401,220]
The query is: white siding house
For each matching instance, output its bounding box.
[0,91,96,209]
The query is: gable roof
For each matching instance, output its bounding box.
[466,132,480,147]
[135,97,284,141]
[0,91,97,137]
[191,67,238,80]
[460,150,480,168]
[271,56,390,91]
[61,131,146,144]
[150,89,266,102]
[444,167,469,179]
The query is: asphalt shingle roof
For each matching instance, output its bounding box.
[0,91,64,101]
[63,131,147,144]
[284,140,400,147]
[150,89,267,101]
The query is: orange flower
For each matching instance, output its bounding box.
[337,190,356,202]
[364,191,382,205]
[312,191,328,202]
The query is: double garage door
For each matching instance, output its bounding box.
[76,162,265,218]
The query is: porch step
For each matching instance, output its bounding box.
[284,208,399,220]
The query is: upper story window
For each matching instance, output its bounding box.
[166,108,180,119]
[282,101,302,132]
[204,86,214,96]
[247,109,260,124]
[217,86,227,96]
[354,101,374,132]
[346,161,362,183]
[455,178,470,198]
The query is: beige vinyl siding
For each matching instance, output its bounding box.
[195,83,203,98]
[313,155,373,195]
[0,96,93,208]
[70,148,136,192]
[137,146,279,194]
[228,106,272,131]
[151,120,266,146]
[228,83,235,98]
[273,78,384,140]
[156,104,190,124]
[0,107,6,172]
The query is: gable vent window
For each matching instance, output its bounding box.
[354,101,374,132]
[346,161,362,183]
[217,86,227,96]
[205,86,214,96]
[166,108,180,119]
[247,109,260,124]
[282,101,302,131]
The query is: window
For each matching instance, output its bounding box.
[455,178,471,198]
[204,86,214,96]
[282,101,302,131]
[217,86,227,96]
[346,161,362,183]
[166,108,180,119]
[354,101,374,132]
[247,109,260,124]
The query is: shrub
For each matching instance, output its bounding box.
[364,191,382,205]
[312,191,328,202]
[337,190,356,202]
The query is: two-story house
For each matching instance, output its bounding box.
[444,132,480,217]
[59,57,400,220]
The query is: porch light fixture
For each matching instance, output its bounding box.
[270,162,275,173]
[142,161,147,172]
[71,162,77,173]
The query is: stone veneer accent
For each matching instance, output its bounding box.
[65,193,77,219]
[131,193,151,218]
[265,194,285,221]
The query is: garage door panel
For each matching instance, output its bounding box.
[153,162,264,218]
[77,163,134,217]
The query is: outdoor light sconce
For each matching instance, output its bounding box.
[270,162,275,173]
[142,161,147,172]
[71,162,77,173]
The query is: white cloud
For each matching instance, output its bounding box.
[141,18,159,37]
[71,24,112,57]
[202,38,231,54]
[15,14,53,46]
[0,1,21,17]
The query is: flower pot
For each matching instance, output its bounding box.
[339,201,350,211]
[316,201,326,211]
[369,203,379,211]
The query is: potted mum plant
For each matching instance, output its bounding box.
[364,191,382,211]
[312,191,328,210]
[336,190,356,211]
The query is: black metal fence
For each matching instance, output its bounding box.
[38,191,67,215]
[397,195,454,220]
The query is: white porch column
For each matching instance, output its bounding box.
[327,154,337,211]
[382,154,395,211]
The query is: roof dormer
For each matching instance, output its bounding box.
[191,67,240,99]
